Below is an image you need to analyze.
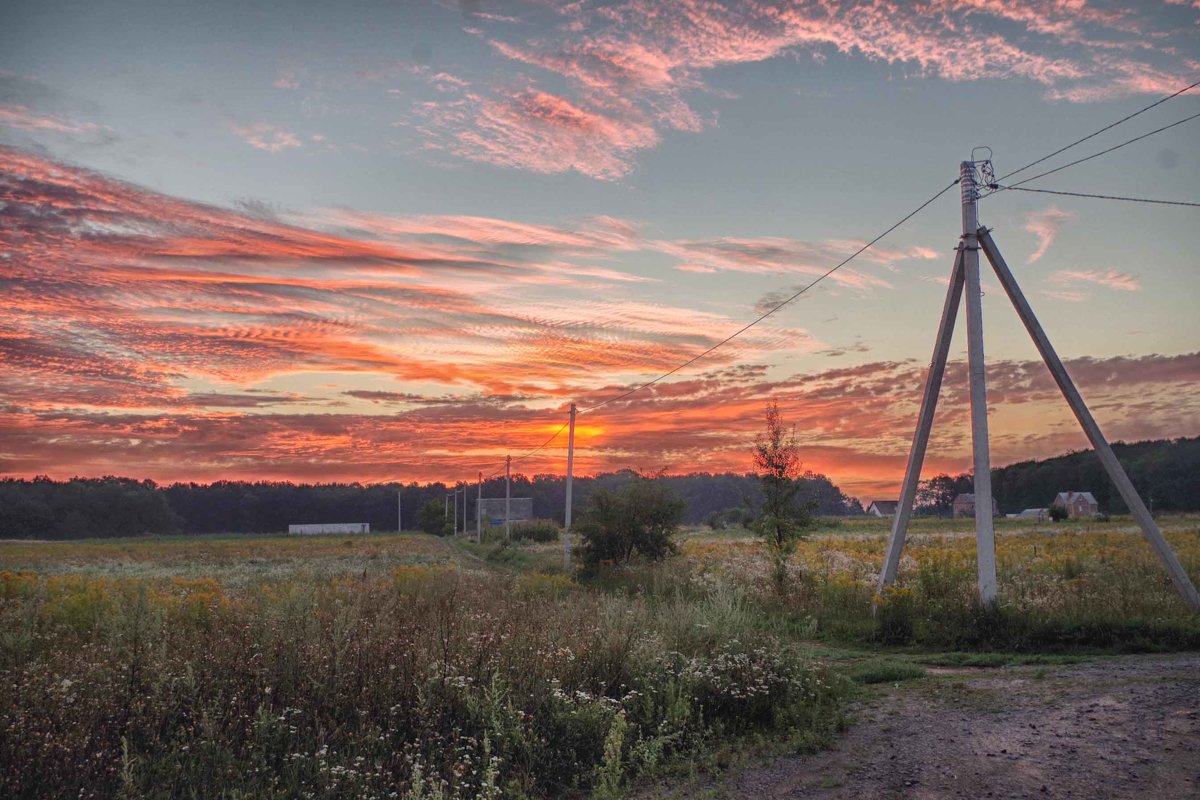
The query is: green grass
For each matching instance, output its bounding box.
[845,658,927,685]
[913,651,1087,668]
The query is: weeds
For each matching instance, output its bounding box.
[0,568,845,800]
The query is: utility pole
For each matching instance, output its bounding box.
[452,487,458,535]
[960,160,998,606]
[397,487,402,533]
[476,471,482,542]
[461,483,467,536]
[878,154,1199,611]
[878,249,964,596]
[978,229,1200,610]
[564,402,576,570]
[504,455,512,540]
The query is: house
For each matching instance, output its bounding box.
[952,493,1000,518]
[1052,491,1099,518]
[867,500,899,518]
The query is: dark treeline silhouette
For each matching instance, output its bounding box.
[916,436,1200,516]
[0,469,859,540]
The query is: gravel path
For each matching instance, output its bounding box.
[698,653,1200,799]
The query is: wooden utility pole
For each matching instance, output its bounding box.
[476,471,482,543]
[879,155,1200,611]
[397,487,402,533]
[564,403,576,569]
[504,455,512,540]
[452,487,458,535]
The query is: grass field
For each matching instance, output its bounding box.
[2,515,1198,798]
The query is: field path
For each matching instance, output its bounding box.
[696,653,1200,799]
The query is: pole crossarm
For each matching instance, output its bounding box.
[977,228,1200,610]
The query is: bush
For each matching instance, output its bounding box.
[705,507,749,531]
[510,519,561,543]
[417,499,451,536]
[1048,505,1069,522]
[576,476,684,569]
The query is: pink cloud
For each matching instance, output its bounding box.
[0,104,112,137]
[650,237,938,289]
[417,89,659,179]
[1023,206,1076,263]
[1049,269,1141,292]
[230,122,302,153]
[405,1,1195,178]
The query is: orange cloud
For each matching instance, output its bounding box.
[4,148,1195,499]
[5,353,1196,501]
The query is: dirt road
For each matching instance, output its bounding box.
[701,653,1200,799]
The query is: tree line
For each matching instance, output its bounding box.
[0,469,859,540]
[913,436,1200,516]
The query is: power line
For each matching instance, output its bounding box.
[467,178,959,476]
[436,95,1200,479]
[510,420,571,463]
[998,185,1200,208]
[578,178,962,414]
[467,85,1200,475]
[985,111,1200,196]
[996,77,1200,184]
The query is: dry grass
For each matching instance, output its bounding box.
[2,517,1198,799]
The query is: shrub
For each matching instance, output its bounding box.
[751,403,817,590]
[1048,505,1069,522]
[576,476,684,569]
[509,519,560,543]
[418,499,451,536]
[705,508,749,530]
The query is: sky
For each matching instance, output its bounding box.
[1,0,1198,502]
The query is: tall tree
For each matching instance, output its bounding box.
[752,403,816,590]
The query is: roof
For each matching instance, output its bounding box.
[868,500,899,513]
[1055,491,1097,505]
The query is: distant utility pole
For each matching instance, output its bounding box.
[564,402,577,570]
[476,471,483,542]
[461,483,467,536]
[397,487,402,532]
[452,487,458,534]
[505,455,512,540]
[878,154,1200,611]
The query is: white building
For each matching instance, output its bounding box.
[288,522,370,535]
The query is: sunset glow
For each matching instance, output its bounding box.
[2,1,1197,501]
